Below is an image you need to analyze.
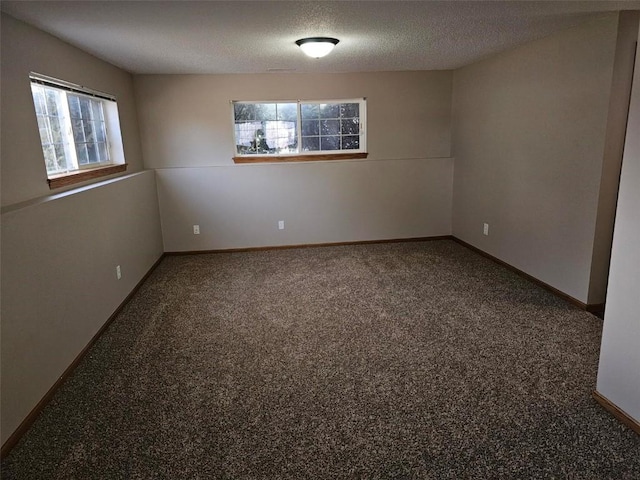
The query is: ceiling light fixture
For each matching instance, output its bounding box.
[295,37,339,58]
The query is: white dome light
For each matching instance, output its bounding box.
[295,37,339,58]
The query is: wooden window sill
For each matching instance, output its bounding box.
[48,164,127,189]
[233,152,368,164]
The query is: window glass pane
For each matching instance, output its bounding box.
[234,103,298,154]
[320,119,340,135]
[342,136,360,150]
[301,103,319,119]
[83,99,93,121]
[234,103,256,121]
[98,142,109,162]
[255,103,276,121]
[341,118,359,135]
[53,144,67,169]
[72,119,85,143]
[48,116,65,145]
[96,124,106,143]
[276,103,297,121]
[33,87,46,115]
[86,143,99,163]
[77,144,89,164]
[340,103,359,118]
[319,103,340,119]
[43,145,58,172]
[45,89,60,116]
[68,95,110,165]
[302,137,320,151]
[252,128,270,153]
[68,95,81,118]
[301,120,319,136]
[84,122,96,143]
[36,116,50,143]
[91,101,103,121]
[320,136,340,150]
[235,121,262,153]
[38,127,50,146]
[264,120,297,153]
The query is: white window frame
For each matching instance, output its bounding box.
[232,98,367,160]
[29,73,127,187]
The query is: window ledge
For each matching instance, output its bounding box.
[48,164,127,189]
[233,152,368,164]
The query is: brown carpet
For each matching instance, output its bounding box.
[2,240,639,479]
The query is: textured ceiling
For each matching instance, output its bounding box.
[2,1,639,74]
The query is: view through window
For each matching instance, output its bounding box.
[233,99,366,159]
[30,74,126,187]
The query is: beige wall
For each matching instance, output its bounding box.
[1,172,164,445]
[135,71,452,168]
[0,14,164,445]
[589,11,639,304]
[135,72,454,249]
[596,22,640,424]
[157,159,453,251]
[1,13,145,207]
[451,14,619,304]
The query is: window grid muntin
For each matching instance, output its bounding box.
[30,82,113,176]
[234,103,298,155]
[300,102,361,152]
[67,93,110,166]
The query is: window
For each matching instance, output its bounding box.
[30,74,127,188]
[233,99,367,163]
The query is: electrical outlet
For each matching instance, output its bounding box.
[483,223,489,236]
[193,225,200,235]
[116,265,122,280]
[278,220,285,230]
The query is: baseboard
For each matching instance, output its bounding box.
[0,253,166,459]
[451,237,604,314]
[166,235,455,255]
[593,391,640,435]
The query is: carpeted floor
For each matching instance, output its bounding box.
[2,240,639,479]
